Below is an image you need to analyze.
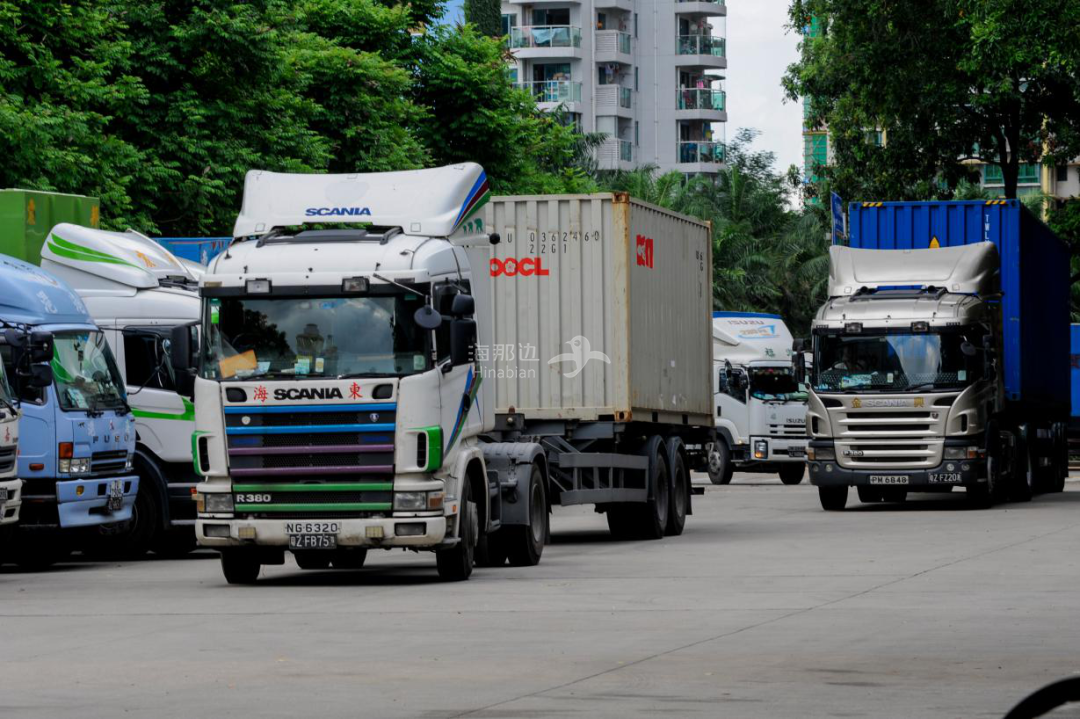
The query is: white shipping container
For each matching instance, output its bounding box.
[481,193,713,425]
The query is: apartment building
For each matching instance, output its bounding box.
[501,1,728,175]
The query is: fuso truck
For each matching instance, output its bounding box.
[41,223,203,557]
[0,255,139,566]
[174,164,714,584]
[707,312,808,486]
[798,200,1070,510]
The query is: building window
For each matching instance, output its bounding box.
[635,121,640,147]
[596,12,607,30]
[1017,164,1040,184]
[532,8,569,26]
[1056,165,1069,182]
[983,164,1003,185]
[634,66,639,91]
[804,133,828,181]
[501,13,517,36]
[983,163,1040,186]
[634,13,639,37]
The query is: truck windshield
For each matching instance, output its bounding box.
[52,331,128,411]
[749,367,807,402]
[814,332,983,393]
[201,292,431,381]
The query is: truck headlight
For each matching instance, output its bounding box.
[59,458,91,474]
[754,440,768,460]
[944,446,979,460]
[394,491,445,511]
[808,445,835,461]
[203,493,234,513]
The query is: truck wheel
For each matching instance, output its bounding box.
[220,550,261,584]
[857,486,883,503]
[436,480,475,581]
[1011,437,1034,503]
[818,485,848,511]
[605,505,638,539]
[707,442,734,485]
[506,463,548,567]
[122,487,159,558]
[665,441,688,537]
[294,551,332,570]
[779,464,805,485]
[637,436,670,540]
[475,533,509,567]
[332,549,368,569]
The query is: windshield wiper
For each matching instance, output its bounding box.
[337,372,403,379]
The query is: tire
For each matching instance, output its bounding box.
[13,537,72,570]
[294,551,332,570]
[331,549,368,569]
[665,440,688,537]
[637,436,670,540]
[1012,435,1034,503]
[818,485,848,511]
[779,463,805,485]
[436,479,475,581]
[505,464,547,567]
[152,529,197,558]
[475,532,509,567]
[605,505,638,539]
[221,550,261,584]
[707,441,734,485]
[857,486,883,503]
[83,486,159,561]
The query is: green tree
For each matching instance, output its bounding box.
[465,0,502,36]
[785,0,1080,200]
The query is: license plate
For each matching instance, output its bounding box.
[929,472,962,484]
[869,475,909,485]
[0,488,7,503]
[788,447,806,458]
[106,480,123,511]
[284,521,340,534]
[289,534,337,550]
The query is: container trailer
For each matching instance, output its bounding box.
[797,200,1070,510]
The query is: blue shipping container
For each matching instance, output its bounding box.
[847,200,1070,415]
[156,237,229,265]
[1072,325,1080,420]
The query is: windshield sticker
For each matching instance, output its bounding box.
[413,354,426,371]
[257,361,271,375]
[315,357,325,373]
[320,301,338,310]
[958,370,967,381]
[295,357,311,375]
[840,375,872,389]
[886,373,894,383]
[67,388,88,409]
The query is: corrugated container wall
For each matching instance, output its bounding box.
[0,189,100,265]
[847,200,1070,415]
[483,194,713,425]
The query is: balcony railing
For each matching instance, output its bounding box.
[600,138,634,165]
[677,34,726,57]
[677,88,726,111]
[678,0,725,5]
[678,141,726,164]
[510,26,583,49]
[517,81,582,104]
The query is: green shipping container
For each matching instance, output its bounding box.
[0,189,100,265]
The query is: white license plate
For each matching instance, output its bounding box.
[869,475,909,485]
[289,534,337,550]
[929,472,962,484]
[106,480,124,511]
[788,448,806,458]
[284,521,340,534]
[0,488,7,503]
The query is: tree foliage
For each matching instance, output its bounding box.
[784,0,1080,201]
[603,130,829,334]
[464,0,502,37]
[0,0,589,236]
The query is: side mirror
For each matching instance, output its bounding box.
[27,363,53,389]
[792,338,808,353]
[175,372,195,399]
[793,351,807,385]
[450,318,477,367]
[414,305,443,330]
[451,293,475,317]
[170,325,192,372]
[29,332,54,363]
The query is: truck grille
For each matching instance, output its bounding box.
[0,446,15,474]
[224,402,397,517]
[92,450,129,474]
[769,423,807,437]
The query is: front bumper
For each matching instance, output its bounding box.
[195,516,449,549]
[738,436,808,465]
[54,475,140,528]
[0,477,22,526]
[809,459,984,488]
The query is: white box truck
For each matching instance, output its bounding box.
[173,166,715,584]
[707,312,809,485]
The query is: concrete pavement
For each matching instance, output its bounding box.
[1,474,1079,718]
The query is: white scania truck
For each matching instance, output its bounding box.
[707,312,808,485]
[174,165,714,584]
[41,224,203,556]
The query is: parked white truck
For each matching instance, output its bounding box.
[707,312,808,485]
[41,224,203,556]
[173,165,714,584]
[0,368,20,536]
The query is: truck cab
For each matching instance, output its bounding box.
[178,164,548,584]
[0,255,138,567]
[41,223,202,556]
[0,360,20,534]
[708,312,808,485]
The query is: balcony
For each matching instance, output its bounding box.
[517,81,583,108]
[676,0,727,17]
[509,26,584,59]
[598,138,635,170]
[596,85,633,118]
[676,141,726,173]
[595,30,633,65]
[676,88,727,121]
[676,34,727,69]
